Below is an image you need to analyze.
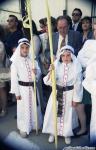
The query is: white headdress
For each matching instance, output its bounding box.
[57,45,82,77]
[58,45,76,62]
[59,45,74,55]
[10,38,30,62]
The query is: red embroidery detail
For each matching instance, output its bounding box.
[25,59,33,125]
[58,64,68,136]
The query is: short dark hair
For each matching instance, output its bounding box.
[9,15,18,22]
[72,8,82,16]
[56,16,70,26]
[81,16,92,24]
[39,18,47,26]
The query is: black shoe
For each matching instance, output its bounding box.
[74,130,88,137]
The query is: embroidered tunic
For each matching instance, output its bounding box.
[10,57,42,134]
[42,59,83,137]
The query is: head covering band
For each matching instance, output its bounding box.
[60,45,74,56]
[18,38,30,46]
[10,38,30,62]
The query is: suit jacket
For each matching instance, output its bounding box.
[71,22,82,33]
[45,30,82,61]
[76,22,83,32]
[82,31,93,45]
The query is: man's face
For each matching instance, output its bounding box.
[72,10,81,23]
[57,19,69,37]
[20,43,29,57]
[7,17,17,29]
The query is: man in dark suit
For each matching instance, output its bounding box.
[71,8,82,32]
[45,15,82,61]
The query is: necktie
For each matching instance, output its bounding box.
[60,38,65,48]
[72,24,75,30]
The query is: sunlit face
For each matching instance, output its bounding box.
[93,24,96,39]
[61,50,72,64]
[82,20,91,31]
[20,43,29,57]
[57,19,69,37]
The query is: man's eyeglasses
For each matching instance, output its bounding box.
[72,13,80,16]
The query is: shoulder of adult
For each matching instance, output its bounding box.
[73,56,82,72]
[82,39,96,49]
[69,29,81,34]
[52,32,59,37]
[33,34,41,42]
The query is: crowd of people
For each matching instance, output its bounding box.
[0,8,96,146]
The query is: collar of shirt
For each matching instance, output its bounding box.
[72,22,79,31]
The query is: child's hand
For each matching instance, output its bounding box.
[16,96,21,100]
[48,64,54,72]
[53,55,57,61]
[72,101,78,107]
[32,68,37,74]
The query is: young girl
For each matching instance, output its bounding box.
[42,45,83,144]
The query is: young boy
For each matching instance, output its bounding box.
[10,38,42,138]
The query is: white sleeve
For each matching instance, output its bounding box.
[43,72,52,86]
[83,64,96,95]
[73,71,83,102]
[43,60,58,86]
[10,63,20,96]
[77,50,88,68]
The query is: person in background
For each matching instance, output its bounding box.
[77,23,96,136]
[81,16,93,44]
[71,8,82,32]
[0,41,10,117]
[4,15,24,57]
[45,15,82,60]
[64,15,72,30]
[38,18,47,34]
[23,20,42,59]
[39,17,57,114]
[42,45,83,144]
[83,54,96,146]
[10,38,42,138]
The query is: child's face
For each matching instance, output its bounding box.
[20,43,29,57]
[61,50,72,64]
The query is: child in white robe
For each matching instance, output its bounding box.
[10,38,42,138]
[42,45,83,144]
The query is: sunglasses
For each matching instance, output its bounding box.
[72,13,80,16]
